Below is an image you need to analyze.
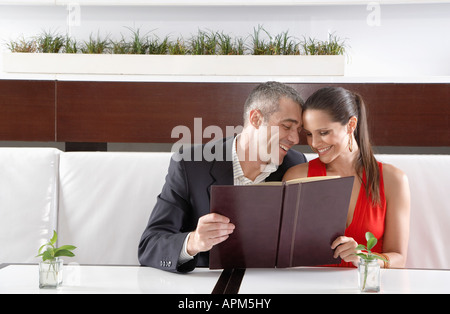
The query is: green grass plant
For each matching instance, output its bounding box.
[81,33,111,54]
[217,32,246,55]
[127,28,151,54]
[7,37,37,53]
[147,35,170,55]
[189,29,218,55]
[6,26,347,56]
[63,35,78,54]
[111,36,131,54]
[168,37,188,55]
[36,31,65,53]
[300,33,347,56]
[251,25,271,55]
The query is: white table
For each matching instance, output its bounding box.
[239,267,450,294]
[1,264,450,294]
[0,264,222,294]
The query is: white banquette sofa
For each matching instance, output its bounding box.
[0,147,449,270]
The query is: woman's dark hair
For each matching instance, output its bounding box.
[303,86,380,205]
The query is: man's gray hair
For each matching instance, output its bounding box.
[243,81,304,126]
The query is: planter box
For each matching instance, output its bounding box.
[2,53,345,76]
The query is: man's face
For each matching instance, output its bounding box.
[257,97,302,165]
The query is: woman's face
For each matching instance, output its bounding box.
[302,109,351,164]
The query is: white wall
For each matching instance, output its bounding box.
[0,3,450,77]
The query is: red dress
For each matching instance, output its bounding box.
[307,158,386,267]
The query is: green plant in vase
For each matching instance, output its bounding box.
[36,230,76,288]
[355,232,387,292]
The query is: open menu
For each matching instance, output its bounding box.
[209,176,354,269]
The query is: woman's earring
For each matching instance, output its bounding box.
[348,135,353,152]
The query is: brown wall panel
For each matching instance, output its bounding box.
[0,80,447,146]
[295,83,449,147]
[56,81,256,143]
[56,81,449,146]
[0,80,55,141]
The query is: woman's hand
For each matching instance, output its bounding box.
[331,236,360,266]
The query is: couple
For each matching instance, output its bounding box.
[138,82,410,273]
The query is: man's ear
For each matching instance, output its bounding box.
[249,109,264,129]
[347,116,358,134]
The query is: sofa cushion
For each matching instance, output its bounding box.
[376,154,450,269]
[0,148,61,263]
[57,152,172,265]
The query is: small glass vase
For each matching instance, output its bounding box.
[39,258,63,289]
[358,258,380,292]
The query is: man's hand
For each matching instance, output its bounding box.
[187,213,235,256]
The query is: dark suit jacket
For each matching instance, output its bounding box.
[138,137,307,273]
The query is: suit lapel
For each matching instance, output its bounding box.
[210,159,233,186]
[207,137,234,198]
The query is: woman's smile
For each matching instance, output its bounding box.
[316,145,332,155]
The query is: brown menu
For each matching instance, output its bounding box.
[209,176,354,269]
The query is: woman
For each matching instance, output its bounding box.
[283,87,410,268]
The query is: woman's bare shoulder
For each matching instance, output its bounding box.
[382,163,410,198]
[283,162,309,181]
[382,163,408,185]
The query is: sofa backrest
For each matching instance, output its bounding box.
[57,152,172,265]
[1,148,449,270]
[0,148,60,263]
[375,154,450,269]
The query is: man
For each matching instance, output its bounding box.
[138,81,307,273]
